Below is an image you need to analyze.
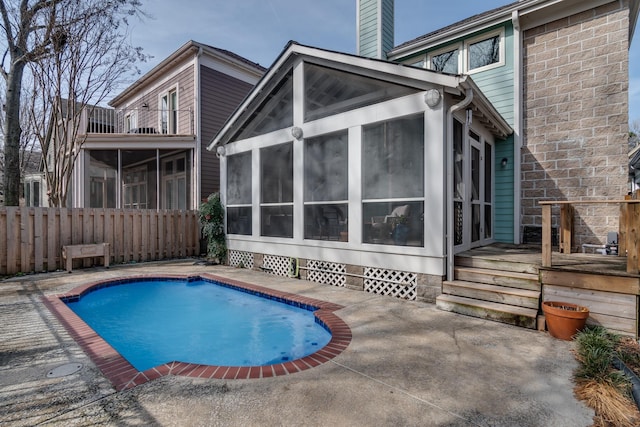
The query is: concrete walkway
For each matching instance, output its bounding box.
[0,260,593,426]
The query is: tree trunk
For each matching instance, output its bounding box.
[3,60,25,206]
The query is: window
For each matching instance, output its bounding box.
[465,29,504,72]
[425,28,504,74]
[125,111,137,133]
[123,166,148,209]
[226,151,252,235]
[362,115,425,246]
[260,142,293,238]
[304,131,348,241]
[162,154,188,209]
[88,150,117,208]
[429,47,460,73]
[161,89,178,134]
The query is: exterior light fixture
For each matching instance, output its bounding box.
[216,145,226,158]
[141,102,149,109]
[424,89,441,108]
[501,157,508,168]
[291,126,303,140]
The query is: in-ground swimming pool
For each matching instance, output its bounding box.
[45,273,351,389]
[65,276,333,372]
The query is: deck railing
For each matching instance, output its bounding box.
[0,207,200,276]
[540,198,640,274]
[81,107,194,136]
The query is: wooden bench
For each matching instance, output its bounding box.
[62,243,110,273]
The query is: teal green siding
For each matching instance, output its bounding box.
[359,0,394,58]
[494,135,514,243]
[391,22,517,243]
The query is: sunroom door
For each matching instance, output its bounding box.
[453,123,494,252]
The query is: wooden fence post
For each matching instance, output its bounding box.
[542,204,552,267]
[559,204,573,254]
[627,203,640,274]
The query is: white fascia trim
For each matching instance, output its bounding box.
[208,44,464,150]
[388,0,569,59]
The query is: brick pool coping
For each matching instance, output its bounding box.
[42,273,352,391]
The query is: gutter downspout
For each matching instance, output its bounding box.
[446,87,473,281]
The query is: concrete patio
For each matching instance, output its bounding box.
[0,260,593,426]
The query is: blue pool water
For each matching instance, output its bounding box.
[66,278,332,371]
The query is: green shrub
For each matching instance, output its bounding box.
[199,193,226,263]
[574,326,629,388]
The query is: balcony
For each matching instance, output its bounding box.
[81,107,194,136]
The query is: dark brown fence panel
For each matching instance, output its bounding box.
[0,208,200,276]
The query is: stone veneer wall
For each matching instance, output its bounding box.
[522,1,630,247]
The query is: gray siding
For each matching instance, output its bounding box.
[200,65,255,197]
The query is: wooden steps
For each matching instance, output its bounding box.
[436,255,542,329]
[436,294,539,329]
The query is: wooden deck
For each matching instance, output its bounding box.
[456,243,640,337]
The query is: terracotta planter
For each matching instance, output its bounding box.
[542,301,590,341]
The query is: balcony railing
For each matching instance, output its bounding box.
[81,107,194,136]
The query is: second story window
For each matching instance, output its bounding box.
[125,111,137,133]
[429,47,460,73]
[161,89,177,134]
[465,29,504,72]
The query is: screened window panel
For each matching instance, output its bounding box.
[304,204,347,241]
[33,181,40,207]
[227,151,252,205]
[261,143,293,204]
[363,201,423,247]
[484,143,492,202]
[362,116,424,200]
[471,145,480,202]
[469,35,500,70]
[431,49,459,73]
[261,205,293,238]
[304,131,348,202]
[304,63,419,122]
[227,206,252,235]
[236,71,293,140]
[454,119,464,200]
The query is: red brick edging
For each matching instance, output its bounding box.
[43,273,352,390]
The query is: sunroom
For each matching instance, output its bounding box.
[209,43,511,297]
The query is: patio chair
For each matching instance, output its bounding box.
[371,204,410,241]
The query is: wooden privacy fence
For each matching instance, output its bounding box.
[0,207,200,276]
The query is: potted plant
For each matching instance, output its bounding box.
[542,301,590,341]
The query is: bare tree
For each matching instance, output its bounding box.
[27,1,146,206]
[0,86,41,203]
[0,0,145,206]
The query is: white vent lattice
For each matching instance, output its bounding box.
[307,260,346,287]
[228,250,254,269]
[364,267,417,300]
[263,254,291,277]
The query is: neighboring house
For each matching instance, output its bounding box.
[60,41,264,209]
[208,0,639,303]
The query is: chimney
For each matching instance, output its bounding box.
[357,0,394,59]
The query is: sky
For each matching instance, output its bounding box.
[127,0,640,123]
